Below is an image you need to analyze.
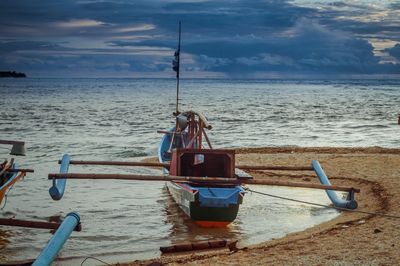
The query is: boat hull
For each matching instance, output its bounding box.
[166,181,244,228]
[158,124,245,227]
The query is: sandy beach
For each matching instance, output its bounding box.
[121,147,400,266]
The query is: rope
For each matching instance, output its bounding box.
[245,188,400,219]
[80,256,111,266]
[1,170,25,210]
[0,182,15,210]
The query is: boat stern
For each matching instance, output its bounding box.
[190,186,245,228]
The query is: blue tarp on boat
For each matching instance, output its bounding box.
[187,185,244,207]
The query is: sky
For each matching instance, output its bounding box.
[0,0,399,78]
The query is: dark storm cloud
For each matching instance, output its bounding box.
[385,44,400,60]
[0,0,399,77]
[113,18,389,75]
[333,3,399,38]
[0,41,64,54]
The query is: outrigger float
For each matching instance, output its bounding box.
[0,140,81,265]
[46,23,359,229]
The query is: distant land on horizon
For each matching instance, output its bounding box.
[0,71,26,78]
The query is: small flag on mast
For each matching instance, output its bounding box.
[173,21,181,115]
[172,50,179,78]
[172,21,181,79]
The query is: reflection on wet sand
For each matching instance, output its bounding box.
[0,230,12,261]
[161,186,242,245]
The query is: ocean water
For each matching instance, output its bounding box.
[0,78,399,265]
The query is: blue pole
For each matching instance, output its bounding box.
[312,160,358,209]
[33,212,80,266]
[49,154,70,200]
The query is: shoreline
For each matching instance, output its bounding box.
[120,147,399,265]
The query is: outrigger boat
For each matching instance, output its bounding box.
[158,111,248,227]
[47,23,359,232]
[159,22,358,226]
[0,140,81,265]
[159,23,249,227]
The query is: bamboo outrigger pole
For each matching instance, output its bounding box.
[60,159,312,171]
[59,160,168,168]
[0,218,81,231]
[7,168,34,173]
[48,173,360,193]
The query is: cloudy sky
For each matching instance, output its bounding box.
[0,0,399,78]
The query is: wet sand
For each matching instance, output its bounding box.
[121,147,400,265]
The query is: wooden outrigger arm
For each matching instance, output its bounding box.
[0,216,81,231]
[61,159,313,171]
[59,159,168,168]
[48,172,359,193]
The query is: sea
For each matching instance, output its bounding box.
[0,78,399,265]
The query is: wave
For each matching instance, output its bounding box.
[346,124,390,129]
[114,149,149,158]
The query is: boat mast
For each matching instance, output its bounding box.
[169,22,182,153]
[173,21,181,115]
